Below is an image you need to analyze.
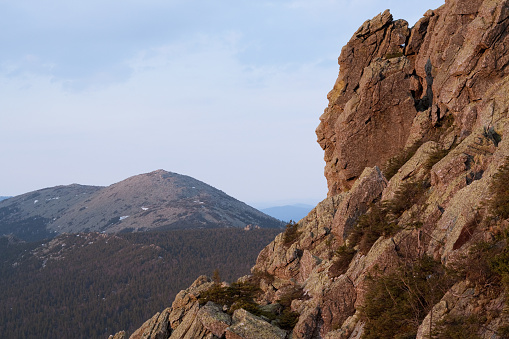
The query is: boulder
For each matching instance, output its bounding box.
[169,303,208,339]
[252,195,343,282]
[382,141,438,202]
[296,249,322,283]
[225,309,287,339]
[197,302,232,338]
[291,302,321,339]
[108,331,126,339]
[169,276,214,329]
[130,308,171,339]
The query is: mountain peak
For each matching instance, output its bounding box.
[0,170,282,241]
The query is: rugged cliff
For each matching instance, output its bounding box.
[111,0,509,338]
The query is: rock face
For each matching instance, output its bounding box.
[316,9,417,195]
[317,0,509,196]
[112,1,509,338]
[0,170,282,241]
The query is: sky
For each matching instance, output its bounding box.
[1,0,445,208]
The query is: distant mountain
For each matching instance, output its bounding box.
[0,184,103,241]
[0,170,283,241]
[261,204,314,222]
[0,197,11,202]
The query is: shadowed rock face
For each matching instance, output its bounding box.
[112,1,509,338]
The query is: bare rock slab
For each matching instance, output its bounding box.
[225,309,287,339]
[197,301,232,338]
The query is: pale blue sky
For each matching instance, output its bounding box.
[1,0,444,206]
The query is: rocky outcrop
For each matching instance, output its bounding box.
[250,166,387,285]
[109,276,288,339]
[108,331,126,339]
[130,309,171,339]
[418,279,509,339]
[316,9,416,195]
[317,0,509,196]
[113,1,509,338]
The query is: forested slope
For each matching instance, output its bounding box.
[0,228,280,338]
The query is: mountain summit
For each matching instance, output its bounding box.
[0,170,282,241]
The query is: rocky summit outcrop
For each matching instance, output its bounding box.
[316,9,416,195]
[111,1,509,338]
[0,170,282,241]
[316,0,509,196]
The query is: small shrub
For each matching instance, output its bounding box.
[490,238,509,301]
[275,286,307,331]
[200,280,304,331]
[282,221,301,247]
[212,268,221,284]
[498,324,509,337]
[450,225,509,302]
[489,157,509,220]
[385,51,404,59]
[491,247,509,278]
[384,180,430,219]
[466,241,500,288]
[432,315,483,339]
[383,143,422,181]
[230,299,260,315]
[424,147,453,170]
[347,180,429,255]
[349,204,399,254]
[255,307,278,322]
[482,126,501,147]
[435,114,455,130]
[278,286,307,308]
[451,240,504,292]
[329,245,357,278]
[235,300,271,316]
[250,269,275,285]
[278,309,300,331]
[199,281,261,314]
[361,256,456,339]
